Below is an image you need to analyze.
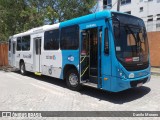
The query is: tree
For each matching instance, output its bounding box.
[0,0,45,41]
[43,0,96,23]
[0,0,96,41]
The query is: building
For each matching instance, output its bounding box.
[98,0,160,67]
[100,0,160,32]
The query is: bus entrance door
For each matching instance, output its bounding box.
[80,28,100,87]
[33,37,41,73]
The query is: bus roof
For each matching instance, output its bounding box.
[12,23,59,38]
[60,10,111,28]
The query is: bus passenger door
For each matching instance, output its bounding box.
[33,37,41,73]
[11,41,16,67]
[80,31,90,82]
[80,27,100,87]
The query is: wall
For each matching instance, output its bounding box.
[0,43,8,66]
[148,32,160,67]
[110,0,160,32]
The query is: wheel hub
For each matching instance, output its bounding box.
[69,73,78,86]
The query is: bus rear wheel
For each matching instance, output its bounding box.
[66,69,81,91]
[20,62,27,75]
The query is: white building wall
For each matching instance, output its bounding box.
[102,0,160,32]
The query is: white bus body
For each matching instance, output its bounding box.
[9,23,63,79]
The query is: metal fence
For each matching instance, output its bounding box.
[0,42,8,66]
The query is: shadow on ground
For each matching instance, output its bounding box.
[80,86,150,104]
[14,71,151,104]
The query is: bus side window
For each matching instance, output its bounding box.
[60,25,79,50]
[13,43,15,54]
[9,39,11,51]
[17,37,22,51]
[22,35,30,51]
[35,39,39,55]
[104,28,109,54]
[44,29,59,50]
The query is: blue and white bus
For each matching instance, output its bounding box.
[8,10,151,92]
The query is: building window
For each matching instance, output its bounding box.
[17,37,22,51]
[21,35,30,51]
[156,23,160,28]
[147,15,153,22]
[121,0,131,5]
[157,0,160,3]
[148,0,153,2]
[44,29,59,50]
[157,14,160,20]
[140,0,143,2]
[140,7,143,12]
[60,25,79,50]
[125,11,131,14]
[103,0,112,9]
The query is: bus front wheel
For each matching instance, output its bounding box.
[66,69,81,91]
[20,62,27,75]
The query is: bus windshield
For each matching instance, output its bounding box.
[112,12,149,71]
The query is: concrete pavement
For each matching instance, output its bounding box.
[0,70,160,120]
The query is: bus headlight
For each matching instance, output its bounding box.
[129,73,135,78]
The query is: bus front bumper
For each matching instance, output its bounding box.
[110,74,151,92]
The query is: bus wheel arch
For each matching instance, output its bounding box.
[63,64,78,79]
[63,64,81,91]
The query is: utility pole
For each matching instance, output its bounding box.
[97,0,103,12]
[117,0,120,11]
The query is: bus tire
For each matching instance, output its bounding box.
[20,62,27,75]
[66,69,82,91]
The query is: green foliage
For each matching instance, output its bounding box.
[0,0,96,41]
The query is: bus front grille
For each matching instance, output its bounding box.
[130,77,148,88]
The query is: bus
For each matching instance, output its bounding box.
[8,10,151,92]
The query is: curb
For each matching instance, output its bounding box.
[151,72,160,76]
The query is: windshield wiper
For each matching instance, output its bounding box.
[136,32,143,53]
[125,25,137,41]
[125,25,140,53]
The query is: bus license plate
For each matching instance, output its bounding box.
[137,83,143,87]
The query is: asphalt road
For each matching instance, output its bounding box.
[0,70,160,119]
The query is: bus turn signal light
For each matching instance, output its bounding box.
[104,78,108,80]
